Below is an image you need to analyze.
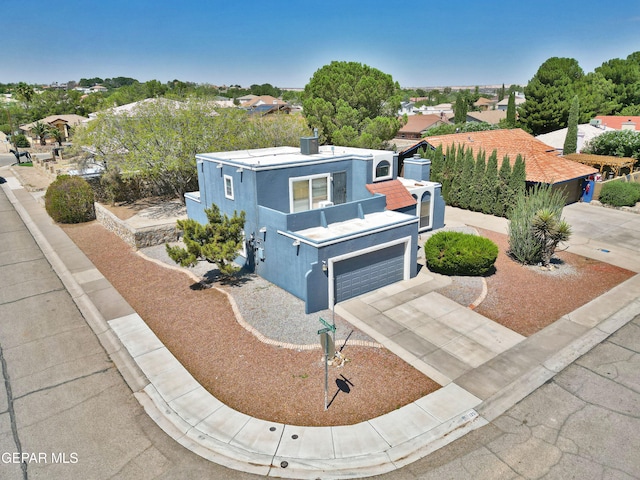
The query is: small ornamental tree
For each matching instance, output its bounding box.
[166,204,246,278]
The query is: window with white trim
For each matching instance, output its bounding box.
[289,174,330,212]
[224,174,234,200]
[373,158,393,181]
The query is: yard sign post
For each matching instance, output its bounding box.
[319,318,336,411]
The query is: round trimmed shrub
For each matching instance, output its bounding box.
[45,175,96,223]
[598,181,640,207]
[424,231,498,276]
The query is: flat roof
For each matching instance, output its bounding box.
[197,145,394,169]
[292,210,416,244]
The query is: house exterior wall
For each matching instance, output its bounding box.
[185,145,440,313]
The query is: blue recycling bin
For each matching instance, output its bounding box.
[581,180,595,203]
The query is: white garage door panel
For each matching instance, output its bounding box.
[334,244,405,303]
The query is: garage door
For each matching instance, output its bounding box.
[334,243,405,303]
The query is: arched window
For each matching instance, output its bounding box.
[374,160,391,180]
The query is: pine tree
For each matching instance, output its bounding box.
[563,95,579,154]
[496,154,513,217]
[481,150,499,214]
[166,204,246,278]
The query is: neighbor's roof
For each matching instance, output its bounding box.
[466,110,506,125]
[473,97,497,107]
[424,128,597,183]
[21,114,88,131]
[366,179,417,210]
[593,116,640,131]
[397,114,445,135]
[535,123,616,150]
[241,95,288,107]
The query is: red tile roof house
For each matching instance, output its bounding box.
[423,128,597,204]
[593,116,640,131]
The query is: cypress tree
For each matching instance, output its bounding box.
[481,150,499,214]
[441,145,457,203]
[496,154,512,217]
[563,95,579,154]
[470,149,486,211]
[508,154,527,217]
[458,148,476,209]
[429,145,444,184]
[454,93,467,124]
[506,92,516,126]
[448,144,466,206]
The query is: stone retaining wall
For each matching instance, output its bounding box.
[95,203,180,249]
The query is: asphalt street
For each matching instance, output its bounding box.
[0,165,639,479]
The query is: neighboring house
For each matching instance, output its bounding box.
[417,103,453,117]
[89,84,108,93]
[535,123,616,154]
[240,95,291,115]
[593,116,640,131]
[466,110,506,125]
[496,93,525,111]
[396,114,448,140]
[185,137,445,313]
[473,97,497,111]
[20,114,88,144]
[236,94,258,104]
[399,101,416,115]
[424,128,597,203]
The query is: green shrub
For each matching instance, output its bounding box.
[12,134,30,148]
[45,175,96,223]
[424,231,498,276]
[599,181,640,207]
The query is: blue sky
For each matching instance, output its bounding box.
[5,1,640,88]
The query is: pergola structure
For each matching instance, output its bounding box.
[564,153,637,178]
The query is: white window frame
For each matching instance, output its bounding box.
[224,174,234,200]
[289,173,330,213]
[373,158,393,181]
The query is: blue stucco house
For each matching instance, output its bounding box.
[185,137,445,313]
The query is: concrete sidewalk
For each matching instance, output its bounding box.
[2,168,640,479]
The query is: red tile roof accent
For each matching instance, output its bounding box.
[594,116,640,131]
[366,180,417,210]
[424,128,597,183]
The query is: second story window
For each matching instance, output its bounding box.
[224,175,234,200]
[374,159,392,181]
[290,174,329,212]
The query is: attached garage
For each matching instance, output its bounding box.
[328,237,412,305]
